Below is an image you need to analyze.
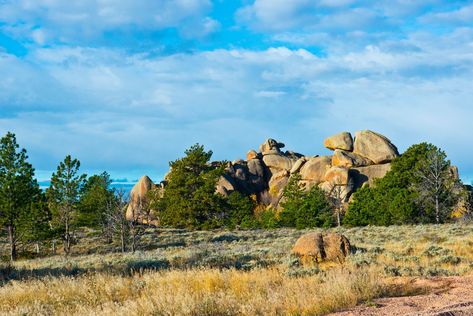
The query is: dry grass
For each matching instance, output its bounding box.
[0,266,410,316]
[1,224,473,315]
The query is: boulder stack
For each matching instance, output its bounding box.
[214,130,399,209]
[139,130,400,224]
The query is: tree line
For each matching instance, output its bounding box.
[1,132,471,261]
[0,132,140,261]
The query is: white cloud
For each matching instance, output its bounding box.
[235,0,392,32]
[2,27,473,179]
[0,0,215,44]
[255,90,286,98]
[420,4,473,25]
[236,0,469,36]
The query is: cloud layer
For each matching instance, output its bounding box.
[1,0,473,182]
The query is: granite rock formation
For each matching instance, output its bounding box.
[216,130,399,209]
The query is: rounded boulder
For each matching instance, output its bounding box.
[292,232,352,265]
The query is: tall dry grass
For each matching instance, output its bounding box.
[1,224,472,315]
[0,266,405,316]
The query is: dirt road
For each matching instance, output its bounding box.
[330,275,473,316]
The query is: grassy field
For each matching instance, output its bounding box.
[1,224,473,315]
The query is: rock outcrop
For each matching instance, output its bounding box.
[140,130,400,223]
[213,130,398,209]
[126,175,159,225]
[292,232,352,265]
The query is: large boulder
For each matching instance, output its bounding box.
[259,138,285,154]
[222,161,256,195]
[324,166,350,185]
[292,232,352,265]
[126,175,157,224]
[268,170,290,208]
[299,156,332,183]
[353,130,399,164]
[324,132,354,151]
[216,174,236,196]
[290,157,307,174]
[248,158,265,178]
[247,158,267,192]
[332,149,373,168]
[350,163,392,188]
[263,154,295,171]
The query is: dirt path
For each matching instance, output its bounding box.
[330,275,473,316]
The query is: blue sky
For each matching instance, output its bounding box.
[1,0,473,184]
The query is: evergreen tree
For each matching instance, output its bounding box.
[18,194,53,255]
[47,155,86,255]
[155,144,226,228]
[344,143,458,226]
[0,132,43,261]
[414,148,459,223]
[224,191,255,228]
[279,173,306,227]
[78,172,115,231]
[280,174,334,228]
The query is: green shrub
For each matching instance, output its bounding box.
[344,143,460,226]
[279,174,334,228]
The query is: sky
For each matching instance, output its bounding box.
[1,0,473,184]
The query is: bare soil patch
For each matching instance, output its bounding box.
[331,275,473,316]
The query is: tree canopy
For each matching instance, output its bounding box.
[279,173,334,229]
[47,155,87,255]
[344,143,462,226]
[154,144,227,228]
[0,132,44,260]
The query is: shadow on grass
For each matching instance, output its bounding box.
[0,250,274,284]
[0,258,171,285]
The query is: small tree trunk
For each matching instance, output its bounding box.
[336,209,341,227]
[52,239,57,255]
[435,195,440,224]
[7,225,17,261]
[64,233,70,256]
[131,234,136,253]
[64,217,71,256]
[120,227,126,253]
[35,242,40,254]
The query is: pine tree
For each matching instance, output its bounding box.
[414,148,459,223]
[18,195,52,255]
[344,143,459,226]
[47,155,86,256]
[280,173,334,228]
[0,132,42,261]
[224,191,255,228]
[78,172,115,235]
[155,144,226,228]
[279,173,306,227]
